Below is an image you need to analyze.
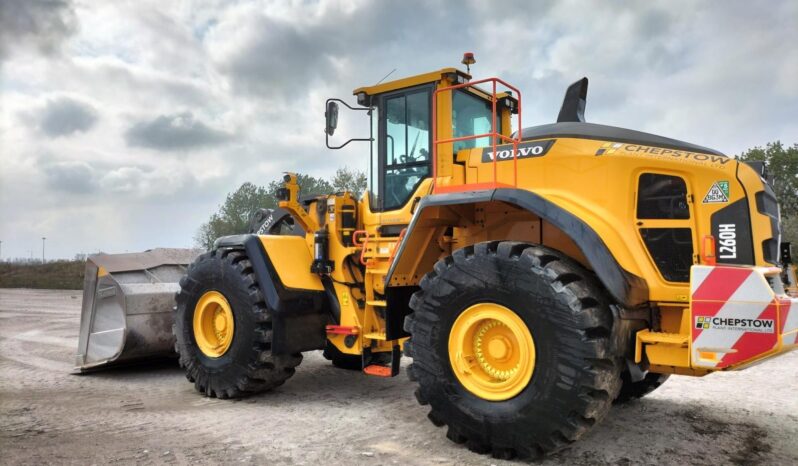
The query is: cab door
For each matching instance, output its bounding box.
[373,85,433,214]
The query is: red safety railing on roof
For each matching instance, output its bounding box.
[432,77,523,193]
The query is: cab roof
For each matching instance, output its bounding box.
[353,68,471,96]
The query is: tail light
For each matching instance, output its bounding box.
[702,235,717,266]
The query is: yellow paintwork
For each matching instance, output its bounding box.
[460,137,739,302]
[353,68,468,96]
[635,330,689,367]
[193,290,235,358]
[448,303,535,401]
[269,67,783,376]
[278,174,318,233]
[276,173,400,357]
[260,235,323,291]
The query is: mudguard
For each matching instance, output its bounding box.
[385,188,648,308]
[214,234,329,354]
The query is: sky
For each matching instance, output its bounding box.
[1,0,796,260]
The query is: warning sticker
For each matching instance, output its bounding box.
[695,316,775,334]
[703,181,730,203]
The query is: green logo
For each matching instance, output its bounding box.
[717,181,730,197]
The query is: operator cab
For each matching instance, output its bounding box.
[326,68,517,212]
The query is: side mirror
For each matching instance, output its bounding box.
[324,98,372,150]
[325,101,339,136]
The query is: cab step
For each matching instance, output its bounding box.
[363,365,393,377]
[362,344,401,377]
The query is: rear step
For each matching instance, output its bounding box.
[635,330,690,368]
[362,344,401,377]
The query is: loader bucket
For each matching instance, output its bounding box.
[74,248,202,372]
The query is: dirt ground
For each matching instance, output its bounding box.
[0,289,796,465]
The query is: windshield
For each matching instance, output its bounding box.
[452,90,496,154]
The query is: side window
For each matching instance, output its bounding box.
[452,90,496,154]
[637,173,690,219]
[636,172,694,283]
[382,89,430,211]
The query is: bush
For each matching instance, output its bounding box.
[0,260,85,290]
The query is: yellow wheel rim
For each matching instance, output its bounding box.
[193,291,235,358]
[448,303,535,401]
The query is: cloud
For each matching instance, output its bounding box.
[36,96,98,137]
[209,13,334,98]
[205,0,460,101]
[124,112,234,151]
[39,155,211,199]
[43,160,97,194]
[1,0,797,260]
[0,0,78,61]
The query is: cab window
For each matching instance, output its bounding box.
[380,88,431,211]
[452,90,497,154]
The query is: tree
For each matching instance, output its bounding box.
[196,173,344,249]
[737,141,798,244]
[266,174,334,200]
[331,166,368,196]
[194,182,276,249]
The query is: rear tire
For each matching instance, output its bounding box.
[404,241,622,459]
[174,249,301,399]
[615,372,670,403]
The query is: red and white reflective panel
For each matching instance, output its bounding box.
[690,265,797,369]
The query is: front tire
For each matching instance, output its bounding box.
[404,242,622,459]
[174,249,301,399]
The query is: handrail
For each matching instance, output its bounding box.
[431,77,523,192]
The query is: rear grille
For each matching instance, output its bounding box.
[640,228,693,282]
[755,186,781,265]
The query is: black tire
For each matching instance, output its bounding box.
[615,372,670,403]
[174,249,302,399]
[322,342,391,370]
[404,241,622,460]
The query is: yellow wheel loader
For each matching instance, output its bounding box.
[76,63,798,459]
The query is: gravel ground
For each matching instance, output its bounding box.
[1,288,796,465]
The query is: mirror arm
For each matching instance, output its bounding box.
[326,136,373,150]
[325,98,373,150]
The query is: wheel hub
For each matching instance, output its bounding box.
[193,291,235,358]
[474,320,520,381]
[488,337,510,360]
[448,303,535,401]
